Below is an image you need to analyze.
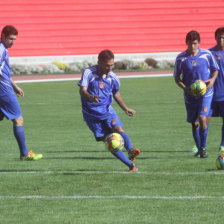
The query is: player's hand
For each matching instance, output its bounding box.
[125,108,136,117]
[14,87,24,97]
[205,78,215,90]
[90,95,100,103]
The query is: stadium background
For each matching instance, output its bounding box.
[1,0,224,60]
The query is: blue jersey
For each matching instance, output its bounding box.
[209,46,224,101]
[0,43,14,96]
[174,48,219,103]
[78,65,120,120]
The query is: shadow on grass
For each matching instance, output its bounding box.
[0,169,44,173]
[47,156,116,160]
[0,169,129,174]
[45,150,189,153]
[45,156,154,160]
[207,168,220,171]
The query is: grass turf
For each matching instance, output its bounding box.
[0,76,223,224]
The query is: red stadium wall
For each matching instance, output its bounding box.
[1,0,224,57]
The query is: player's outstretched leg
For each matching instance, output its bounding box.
[119,131,140,161]
[119,131,132,152]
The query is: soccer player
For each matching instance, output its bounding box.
[208,27,224,153]
[174,30,219,158]
[78,49,140,172]
[0,25,43,160]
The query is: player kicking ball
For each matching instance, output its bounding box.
[0,25,42,161]
[78,49,140,171]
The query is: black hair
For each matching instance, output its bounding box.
[185,30,200,44]
[215,27,224,38]
[98,49,114,63]
[1,25,18,39]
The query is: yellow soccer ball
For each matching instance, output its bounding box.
[190,80,207,97]
[105,133,124,153]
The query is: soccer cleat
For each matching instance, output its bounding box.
[194,151,200,157]
[190,145,198,155]
[219,146,224,154]
[128,148,140,161]
[20,150,43,161]
[129,164,138,172]
[199,148,208,158]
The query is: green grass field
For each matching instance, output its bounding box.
[0,76,224,224]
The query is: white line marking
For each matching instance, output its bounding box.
[0,195,222,200]
[0,170,223,175]
[14,73,172,84]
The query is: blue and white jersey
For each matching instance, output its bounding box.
[78,65,120,120]
[0,43,14,96]
[209,46,224,101]
[174,48,219,103]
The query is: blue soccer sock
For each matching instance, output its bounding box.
[113,150,133,167]
[199,126,209,149]
[119,131,132,152]
[13,126,29,157]
[221,122,224,146]
[192,127,201,149]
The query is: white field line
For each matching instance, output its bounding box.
[0,195,223,200]
[14,73,172,84]
[0,170,224,175]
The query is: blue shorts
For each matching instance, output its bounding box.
[0,94,22,120]
[185,95,212,123]
[84,108,123,139]
[209,101,224,117]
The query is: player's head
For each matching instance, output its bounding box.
[215,27,224,50]
[1,25,18,49]
[185,30,200,54]
[98,49,114,76]
[185,30,200,44]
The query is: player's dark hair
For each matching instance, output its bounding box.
[185,30,200,44]
[215,27,224,38]
[98,49,114,63]
[1,25,18,40]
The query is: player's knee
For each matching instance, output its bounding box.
[13,116,24,126]
[199,115,207,129]
[192,122,200,129]
[113,126,124,133]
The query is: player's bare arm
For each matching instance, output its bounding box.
[113,92,136,117]
[205,70,218,89]
[79,86,100,103]
[11,78,24,97]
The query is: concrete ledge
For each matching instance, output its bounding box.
[10,52,179,65]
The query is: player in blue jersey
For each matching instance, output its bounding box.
[0,25,43,160]
[78,49,140,172]
[208,27,224,153]
[174,30,219,158]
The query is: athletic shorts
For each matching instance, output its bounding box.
[83,108,123,139]
[185,95,212,123]
[0,94,22,120]
[208,101,224,117]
